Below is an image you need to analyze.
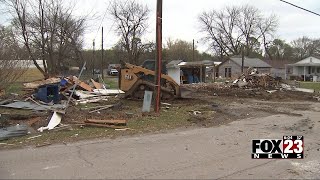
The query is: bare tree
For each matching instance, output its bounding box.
[258,15,278,60]
[3,0,86,78]
[198,8,241,57]
[109,0,150,64]
[198,5,278,58]
[291,36,320,60]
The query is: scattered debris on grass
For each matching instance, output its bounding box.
[0,65,319,147]
[0,74,124,141]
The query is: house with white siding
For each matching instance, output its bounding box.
[285,56,320,81]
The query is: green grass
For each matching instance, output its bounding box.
[104,77,118,89]
[16,68,44,82]
[299,82,320,92]
[5,83,24,95]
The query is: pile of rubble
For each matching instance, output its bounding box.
[232,68,280,89]
[232,68,318,95]
[0,75,126,141]
[182,82,229,91]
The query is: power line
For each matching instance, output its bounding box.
[94,2,111,40]
[93,0,130,43]
[279,0,320,17]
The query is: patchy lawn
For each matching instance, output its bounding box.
[0,101,206,149]
[103,76,119,89]
[299,81,320,92]
[5,83,24,95]
[16,68,44,82]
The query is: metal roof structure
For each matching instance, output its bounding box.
[167,60,221,68]
[229,57,272,68]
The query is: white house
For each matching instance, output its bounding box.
[285,56,320,81]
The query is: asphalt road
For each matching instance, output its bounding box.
[1,102,320,179]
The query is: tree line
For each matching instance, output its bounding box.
[0,0,319,79]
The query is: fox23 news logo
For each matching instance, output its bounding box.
[252,136,303,159]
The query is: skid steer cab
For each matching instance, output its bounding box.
[119,60,181,100]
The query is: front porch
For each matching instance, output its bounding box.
[285,65,320,81]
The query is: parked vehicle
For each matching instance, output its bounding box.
[109,69,119,76]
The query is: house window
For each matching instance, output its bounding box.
[317,67,320,73]
[225,67,231,78]
[311,67,315,73]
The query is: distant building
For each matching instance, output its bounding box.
[166,60,220,84]
[218,57,271,78]
[285,56,320,81]
[264,60,293,79]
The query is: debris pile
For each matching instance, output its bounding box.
[182,82,229,91]
[0,73,126,141]
[232,68,279,89]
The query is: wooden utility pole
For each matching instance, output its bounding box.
[92,39,95,77]
[154,0,162,114]
[101,26,104,80]
[241,45,244,73]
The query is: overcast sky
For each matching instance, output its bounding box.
[1,0,320,53]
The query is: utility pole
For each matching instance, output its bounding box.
[101,26,104,80]
[241,45,244,73]
[192,39,195,61]
[154,0,162,114]
[92,39,95,77]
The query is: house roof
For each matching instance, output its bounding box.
[167,60,184,67]
[179,60,220,67]
[288,56,320,67]
[167,60,221,68]
[229,57,272,68]
[264,60,294,69]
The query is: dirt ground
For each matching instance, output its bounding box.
[0,82,319,149]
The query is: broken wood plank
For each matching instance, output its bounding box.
[78,81,93,92]
[91,79,103,89]
[85,119,127,125]
[81,104,113,110]
[161,102,172,106]
[115,128,132,131]
[88,105,114,113]
[84,122,124,129]
[27,135,42,140]
[23,77,60,89]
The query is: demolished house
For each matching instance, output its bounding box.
[218,57,272,79]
